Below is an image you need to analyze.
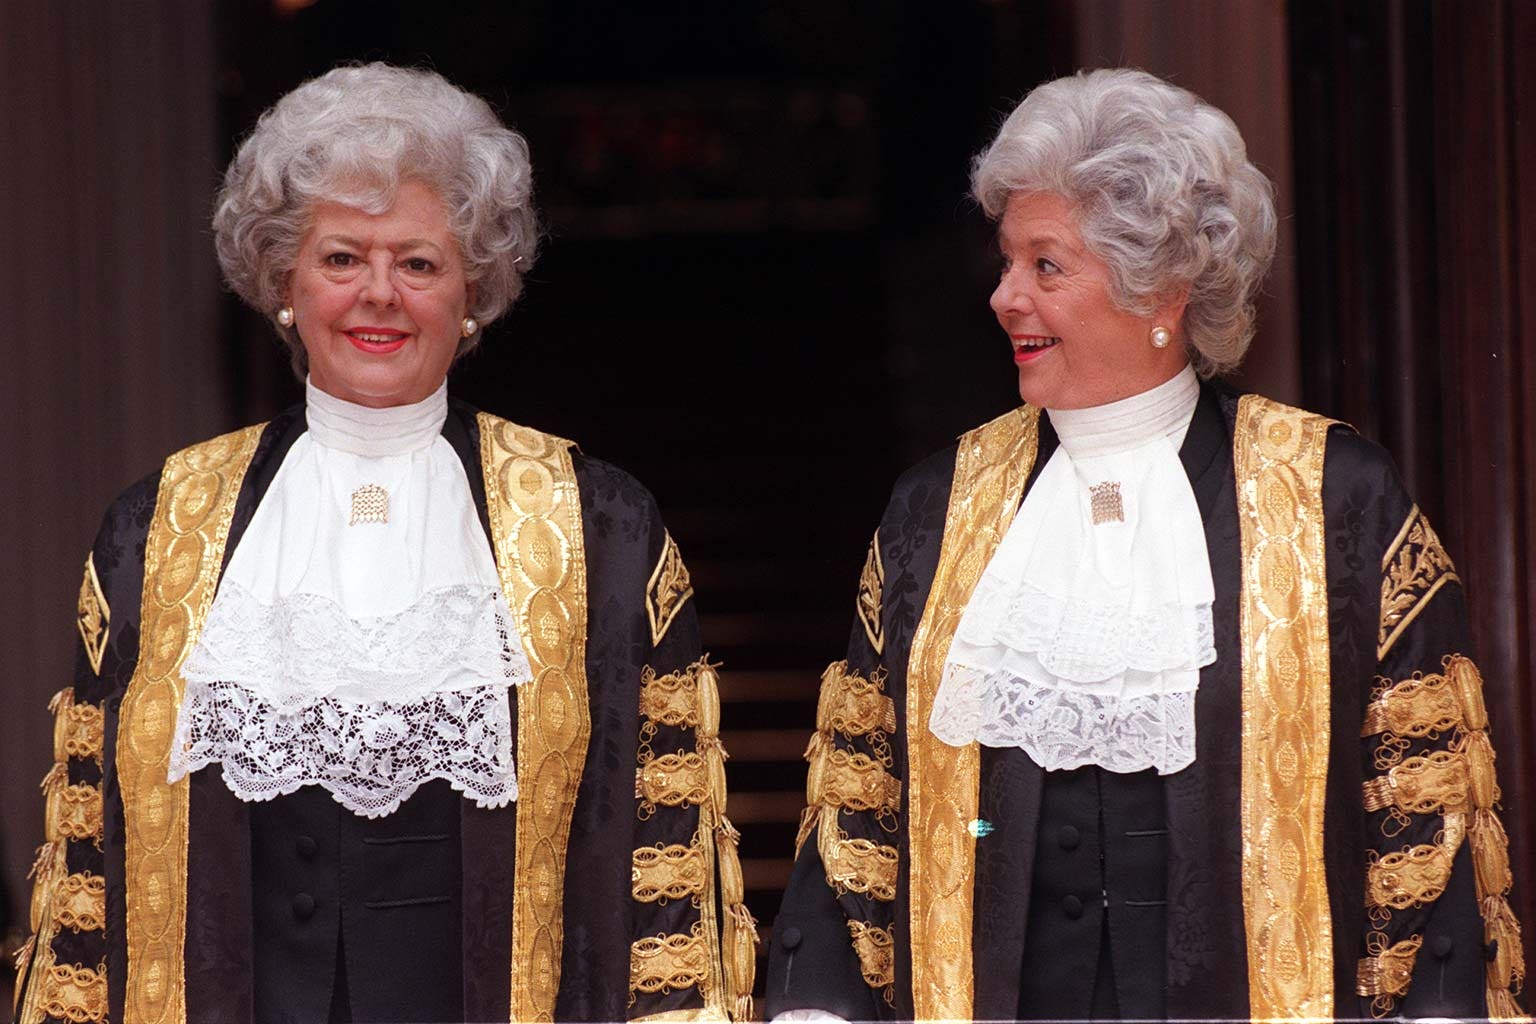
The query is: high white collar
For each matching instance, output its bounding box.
[1046,365,1199,459]
[305,377,448,457]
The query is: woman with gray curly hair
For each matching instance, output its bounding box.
[13,63,754,1024]
[766,68,1524,1022]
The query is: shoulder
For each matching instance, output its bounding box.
[572,450,663,524]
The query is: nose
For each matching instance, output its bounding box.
[990,266,1033,321]
[360,253,398,308]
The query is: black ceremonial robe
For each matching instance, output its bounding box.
[766,383,1525,1021]
[14,400,754,1024]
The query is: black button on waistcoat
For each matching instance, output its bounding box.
[1431,934,1454,959]
[1062,894,1085,919]
[292,892,316,919]
[779,926,804,951]
[296,834,318,859]
[1058,824,1081,850]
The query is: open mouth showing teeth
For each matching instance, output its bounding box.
[351,332,405,343]
[1015,336,1061,349]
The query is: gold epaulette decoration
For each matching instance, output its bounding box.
[816,805,898,901]
[1367,840,1457,910]
[1362,750,1470,815]
[51,689,104,763]
[50,874,105,933]
[805,737,901,814]
[641,665,702,729]
[1357,934,1422,1008]
[632,841,708,904]
[817,661,896,737]
[75,553,110,676]
[1363,654,1525,1015]
[856,531,885,654]
[647,532,694,648]
[40,960,109,1024]
[631,924,711,1000]
[45,783,102,844]
[1379,505,1459,660]
[847,920,895,1000]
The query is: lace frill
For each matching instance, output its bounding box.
[171,580,529,817]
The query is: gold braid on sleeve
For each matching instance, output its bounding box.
[1359,655,1526,1018]
[791,661,901,1001]
[16,687,109,1024]
[632,659,757,1019]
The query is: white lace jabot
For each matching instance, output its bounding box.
[169,379,533,817]
[929,365,1215,775]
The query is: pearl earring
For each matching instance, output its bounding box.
[461,317,479,338]
[276,306,295,328]
[1150,326,1171,349]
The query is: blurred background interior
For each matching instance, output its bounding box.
[2,0,1533,1012]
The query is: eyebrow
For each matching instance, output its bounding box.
[315,234,445,253]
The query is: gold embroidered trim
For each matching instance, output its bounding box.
[1233,395,1336,1019]
[646,531,694,648]
[637,751,710,812]
[640,665,701,729]
[630,924,711,998]
[51,690,104,763]
[51,873,105,933]
[847,920,895,990]
[76,553,110,677]
[39,960,108,1024]
[1379,506,1459,660]
[1357,935,1422,999]
[1367,839,1458,910]
[817,805,898,901]
[856,530,885,654]
[120,423,263,1024]
[632,841,708,903]
[817,661,896,738]
[907,405,1040,1021]
[1363,671,1463,739]
[806,736,901,814]
[1362,749,1470,816]
[45,783,102,844]
[479,413,592,1023]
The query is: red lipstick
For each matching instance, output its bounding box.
[345,327,410,354]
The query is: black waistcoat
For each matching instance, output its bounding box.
[250,780,464,1023]
[1017,766,1167,1019]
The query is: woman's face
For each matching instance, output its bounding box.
[990,191,1187,410]
[289,179,472,408]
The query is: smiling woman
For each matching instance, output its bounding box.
[766,68,1525,1023]
[11,63,754,1024]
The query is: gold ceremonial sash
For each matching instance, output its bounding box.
[1232,394,1337,1018]
[906,406,1040,1021]
[478,414,592,1022]
[120,425,265,1024]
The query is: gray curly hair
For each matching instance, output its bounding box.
[971,68,1276,377]
[213,62,539,369]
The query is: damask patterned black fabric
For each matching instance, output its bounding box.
[17,399,721,1024]
[768,382,1511,1020]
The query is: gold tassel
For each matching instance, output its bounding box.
[1470,808,1515,899]
[1484,984,1527,1022]
[1482,896,1525,992]
[715,817,745,907]
[1459,729,1501,809]
[695,660,722,740]
[48,687,72,716]
[721,902,758,1022]
[1446,655,1489,731]
[38,761,67,795]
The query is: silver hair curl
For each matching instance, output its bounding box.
[213,62,539,368]
[971,68,1276,376]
